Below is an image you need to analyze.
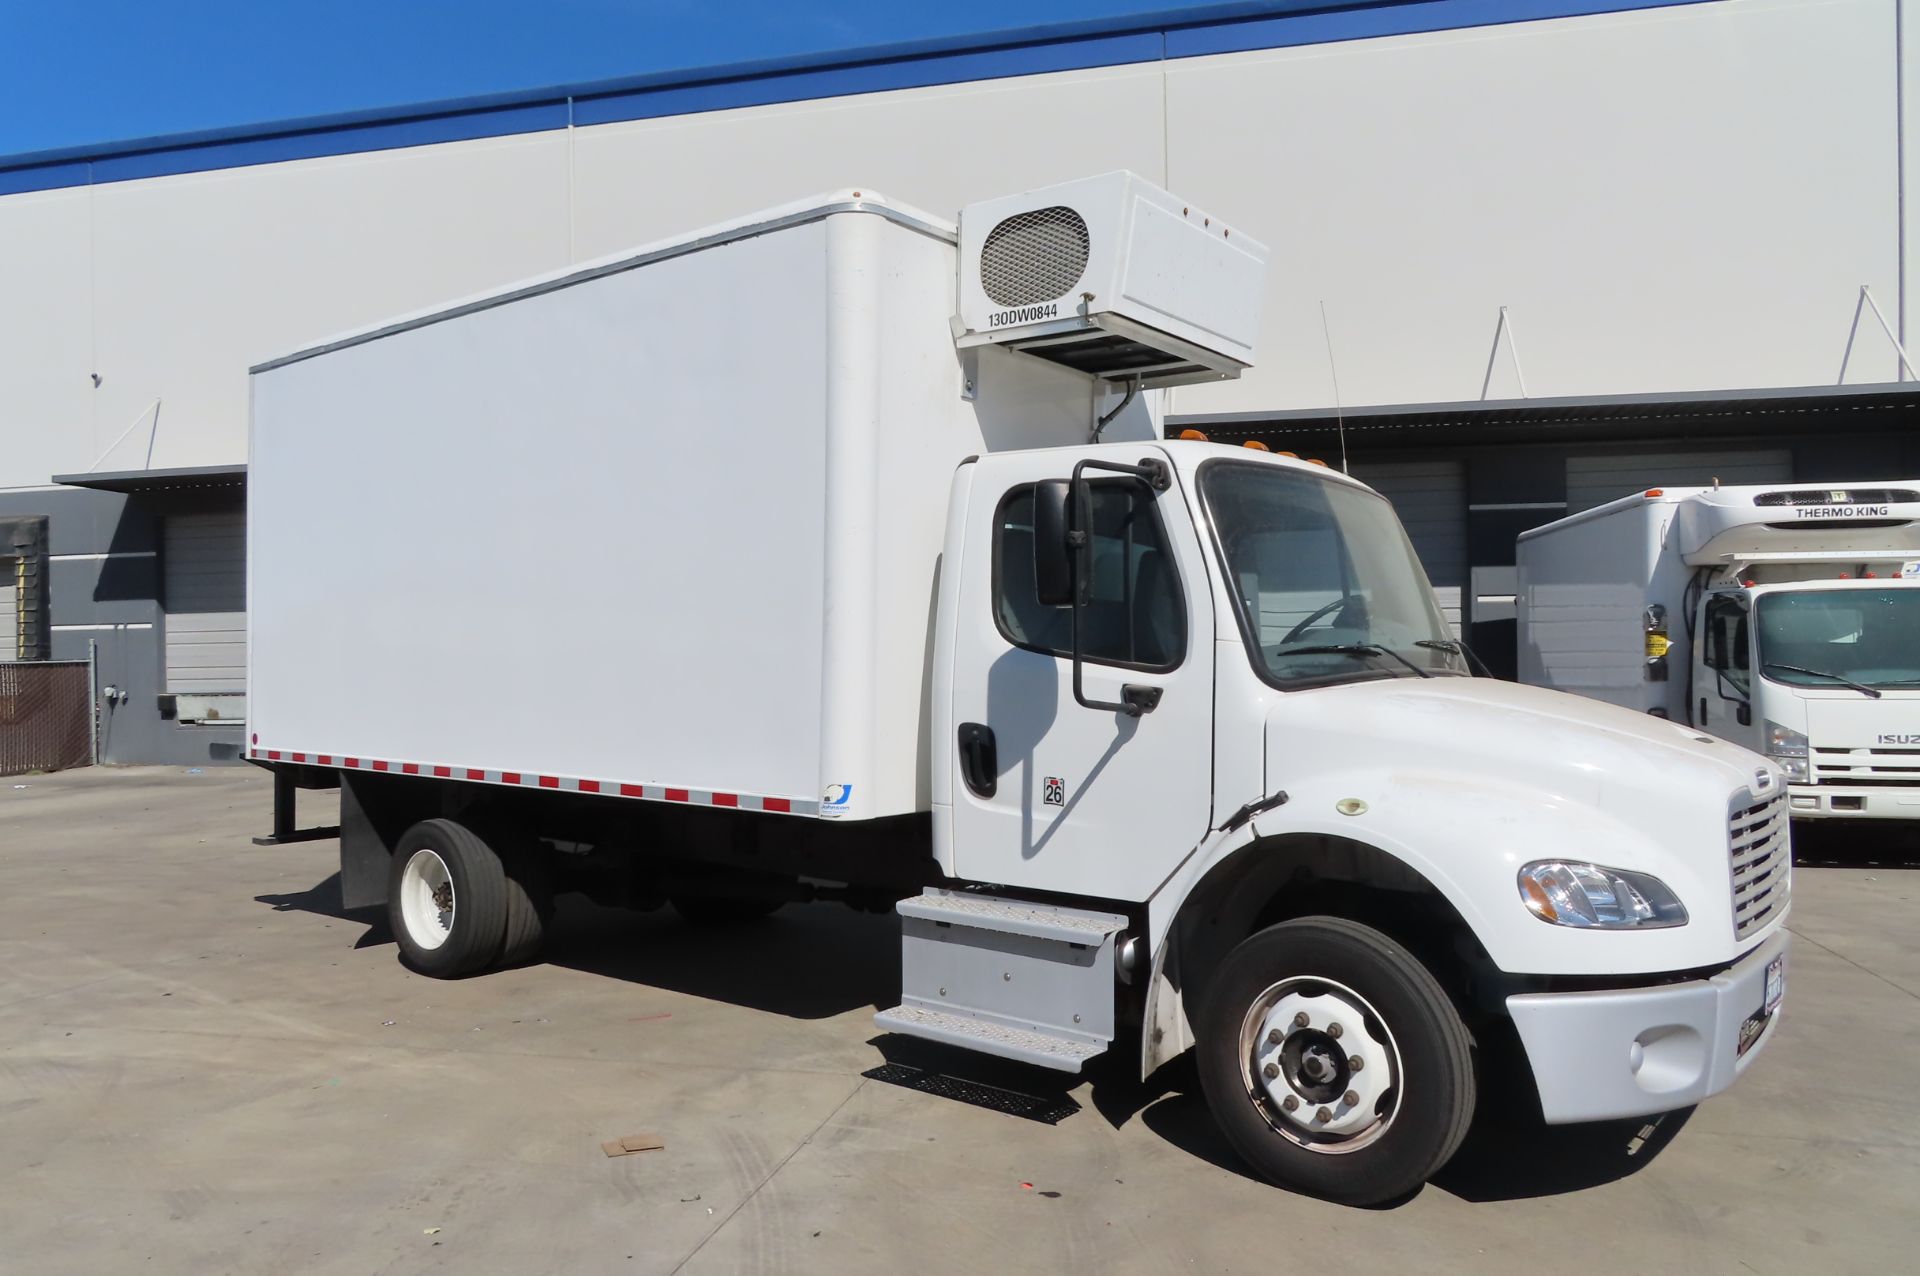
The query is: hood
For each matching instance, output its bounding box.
[1257,676,1786,974]
[1270,677,1776,813]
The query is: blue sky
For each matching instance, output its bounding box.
[0,1,1226,158]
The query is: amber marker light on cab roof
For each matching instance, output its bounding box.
[1178,428,1210,441]
[1243,440,1270,451]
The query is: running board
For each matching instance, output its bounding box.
[875,889,1128,1074]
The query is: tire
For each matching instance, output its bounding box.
[669,893,784,926]
[1194,916,1475,1206]
[387,818,512,978]
[496,839,554,968]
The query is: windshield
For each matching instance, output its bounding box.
[1200,461,1466,684]
[1757,588,1920,689]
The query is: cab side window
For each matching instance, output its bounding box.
[1703,596,1751,697]
[994,482,1185,670]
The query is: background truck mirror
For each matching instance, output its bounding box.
[1032,480,1074,607]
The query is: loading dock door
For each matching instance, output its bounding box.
[0,570,16,661]
[1348,459,1467,633]
[1567,450,1793,513]
[163,513,247,696]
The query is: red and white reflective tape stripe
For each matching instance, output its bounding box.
[248,745,816,816]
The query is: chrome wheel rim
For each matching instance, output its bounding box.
[1237,975,1401,1154]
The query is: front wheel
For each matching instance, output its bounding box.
[1195,916,1475,1205]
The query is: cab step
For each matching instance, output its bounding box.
[873,1005,1108,1070]
[874,888,1129,1074]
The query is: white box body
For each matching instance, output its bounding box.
[248,193,1146,822]
[1516,495,1686,717]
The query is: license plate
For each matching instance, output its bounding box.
[1764,954,1785,1013]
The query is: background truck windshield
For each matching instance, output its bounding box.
[1201,461,1465,684]
[1758,588,1920,689]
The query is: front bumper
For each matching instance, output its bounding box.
[1787,782,1920,820]
[1506,930,1789,1124]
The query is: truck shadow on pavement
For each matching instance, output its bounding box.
[537,897,902,1019]
[864,1034,1691,1206]
[258,875,1691,1203]
[256,876,902,1019]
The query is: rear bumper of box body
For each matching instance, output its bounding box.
[1786,782,1920,820]
[1506,930,1788,1125]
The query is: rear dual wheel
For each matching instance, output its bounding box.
[1195,916,1475,1206]
[389,818,552,978]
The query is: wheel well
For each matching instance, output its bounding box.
[1172,833,1489,1022]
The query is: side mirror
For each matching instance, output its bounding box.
[1032,479,1074,607]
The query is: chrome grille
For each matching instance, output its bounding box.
[979,206,1090,308]
[1729,791,1790,941]
[1812,746,1920,787]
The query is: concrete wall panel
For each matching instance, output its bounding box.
[0,189,95,486]
[83,131,571,475]
[570,63,1167,259]
[1166,0,1900,413]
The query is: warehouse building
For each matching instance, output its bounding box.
[1,0,1916,761]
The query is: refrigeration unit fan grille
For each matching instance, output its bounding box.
[979,206,1090,307]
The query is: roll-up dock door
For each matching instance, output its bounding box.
[0,570,17,661]
[1348,459,1467,634]
[163,513,247,698]
[1566,449,1793,514]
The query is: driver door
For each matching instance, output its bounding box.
[1696,591,1758,745]
[946,450,1216,901]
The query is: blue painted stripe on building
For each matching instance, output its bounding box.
[1166,0,1707,56]
[0,0,1716,197]
[570,30,1167,127]
[90,102,571,186]
[0,159,90,196]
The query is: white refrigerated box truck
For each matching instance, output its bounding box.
[248,174,1788,1205]
[1517,483,1920,822]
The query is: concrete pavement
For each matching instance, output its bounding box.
[1,765,1914,1274]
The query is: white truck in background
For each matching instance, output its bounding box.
[1517,483,1920,823]
[248,174,1788,1206]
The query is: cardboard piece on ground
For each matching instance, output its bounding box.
[603,1134,666,1157]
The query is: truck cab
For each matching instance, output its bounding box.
[1697,570,1920,819]
[1678,487,1920,820]
[908,436,1789,1205]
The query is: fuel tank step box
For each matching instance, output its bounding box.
[874,889,1128,1073]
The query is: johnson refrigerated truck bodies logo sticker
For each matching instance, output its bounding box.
[820,783,853,818]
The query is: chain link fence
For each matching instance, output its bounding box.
[0,660,94,776]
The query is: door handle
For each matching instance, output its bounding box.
[957,722,997,798]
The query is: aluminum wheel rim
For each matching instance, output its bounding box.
[399,848,456,950]
[1237,975,1402,1154]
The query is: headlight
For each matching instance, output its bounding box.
[1517,861,1689,929]
[1765,721,1809,782]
